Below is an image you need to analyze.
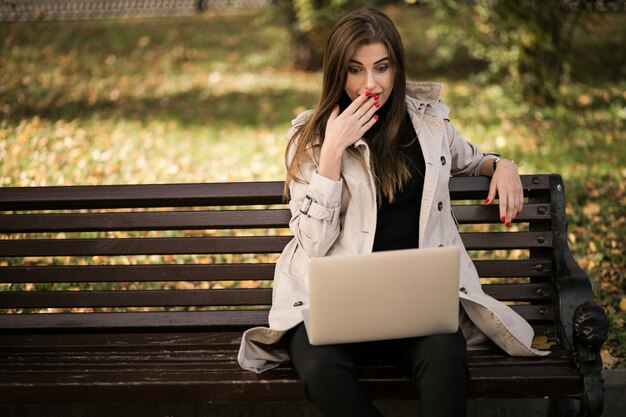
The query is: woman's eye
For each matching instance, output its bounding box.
[348,67,361,74]
[376,65,389,73]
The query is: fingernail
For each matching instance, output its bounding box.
[364,91,371,97]
[501,217,506,223]
[484,199,490,205]
[375,102,380,108]
[374,95,380,100]
[517,211,521,216]
[373,115,379,120]
[505,222,511,228]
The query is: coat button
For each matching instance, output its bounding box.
[438,244,444,247]
[460,287,467,294]
[440,156,446,165]
[437,201,443,211]
[293,301,303,307]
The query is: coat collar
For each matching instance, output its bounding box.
[406,81,444,105]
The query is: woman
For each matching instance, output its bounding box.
[238,8,548,417]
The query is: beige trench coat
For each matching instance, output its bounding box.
[238,82,549,374]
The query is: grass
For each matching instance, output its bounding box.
[1,5,624,367]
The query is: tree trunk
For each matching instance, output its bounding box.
[274,0,324,71]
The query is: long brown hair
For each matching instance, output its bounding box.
[285,8,412,203]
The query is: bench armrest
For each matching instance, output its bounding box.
[549,175,608,417]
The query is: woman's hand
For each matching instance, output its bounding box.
[485,159,524,228]
[317,91,379,180]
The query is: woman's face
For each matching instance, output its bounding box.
[344,42,395,109]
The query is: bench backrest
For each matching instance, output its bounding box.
[0,175,567,345]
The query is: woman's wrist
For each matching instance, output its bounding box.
[495,158,515,171]
[318,145,344,181]
[481,157,515,176]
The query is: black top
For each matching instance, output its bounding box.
[366,111,426,252]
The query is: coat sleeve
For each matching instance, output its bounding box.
[434,102,498,177]
[285,113,343,258]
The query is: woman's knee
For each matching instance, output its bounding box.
[420,332,467,363]
[294,347,358,385]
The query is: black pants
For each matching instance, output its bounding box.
[286,323,468,417]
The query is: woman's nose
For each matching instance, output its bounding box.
[366,71,377,91]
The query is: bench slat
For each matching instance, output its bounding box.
[0,310,270,329]
[0,263,277,283]
[0,236,293,257]
[0,209,292,233]
[0,283,554,309]
[0,176,551,211]
[0,204,551,233]
[453,204,550,224]
[0,330,556,351]
[0,304,553,330]
[0,182,286,211]
[0,259,552,284]
[0,354,572,373]
[0,232,552,257]
[0,288,273,308]
[462,232,552,250]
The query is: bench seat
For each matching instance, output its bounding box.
[0,331,580,404]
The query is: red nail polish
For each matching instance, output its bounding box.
[373,115,379,120]
[501,217,506,223]
[484,199,491,205]
[374,95,380,100]
[364,91,371,97]
[375,102,380,108]
[506,222,511,228]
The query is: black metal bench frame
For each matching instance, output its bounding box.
[0,174,607,416]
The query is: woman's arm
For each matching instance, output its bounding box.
[445,118,523,227]
[481,158,523,228]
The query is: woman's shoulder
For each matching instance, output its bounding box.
[291,109,314,128]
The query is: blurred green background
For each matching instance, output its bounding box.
[0,2,624,367]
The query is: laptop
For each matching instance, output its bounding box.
[302,246,461,345]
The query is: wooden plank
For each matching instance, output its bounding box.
[474,259,552,277]
[0,182,286,211]
[0,204,551,234]
[0,263,277,284]
[461,232,552,250]
[0,209,292,233]
[0,331,245,349]
[482,283,554,301]
[0,327,555,351]
[510,304,555,321]
[0,304,552,330]
[0,289,273,309]
[0,285,552,309]
[448,175,550,200]
[0,310,270,330]
[0,260,551,284]
[0,176,551,211]
[0,236,293,257]
[452,204,550,224]
[0,232,550,257]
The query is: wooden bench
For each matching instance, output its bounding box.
[0,174,608,416]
